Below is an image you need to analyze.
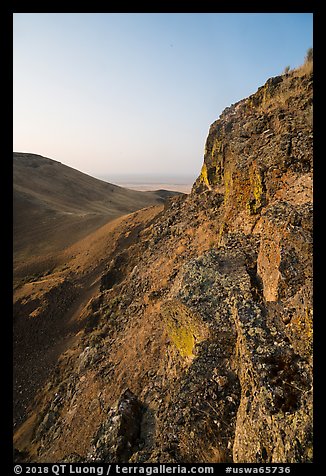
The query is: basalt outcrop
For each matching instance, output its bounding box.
[14,63,313,463]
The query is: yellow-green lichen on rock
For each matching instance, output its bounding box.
[199,135,225,190]
[289,306,313,357]
[245,76,284,114]
[161,300,208,358]
[211,138,223,160]
[209,138,224,185]
[246,165,265,215]
[199,163,210,189]
[223,169,233,205]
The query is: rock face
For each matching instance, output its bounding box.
[87,389,143,462]
[14,63,313,463]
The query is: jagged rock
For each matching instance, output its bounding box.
[37,410,58,435]
[87,389,143,462]
[77,346,101,373]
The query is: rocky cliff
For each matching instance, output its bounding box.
[14,62,313,463]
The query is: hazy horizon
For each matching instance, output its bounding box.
[95,172,196,193]
[95,171,197,182]
[13,13,313,177]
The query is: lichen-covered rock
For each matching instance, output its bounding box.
[160,300,209,358]
[185,66,313,462]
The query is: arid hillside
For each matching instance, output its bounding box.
[14,61,313,464]
[13,152,178,280]
[13,204,164,437]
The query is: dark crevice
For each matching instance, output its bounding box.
[246,262,264,303]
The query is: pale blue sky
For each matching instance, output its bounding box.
[13,13,313,177]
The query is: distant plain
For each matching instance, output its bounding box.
[96,173,196,194]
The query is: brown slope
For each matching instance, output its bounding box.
[13,152,180,275]
[13,204,164,434]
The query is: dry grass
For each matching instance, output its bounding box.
[178,426,228,463]
[293,59,313,78]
